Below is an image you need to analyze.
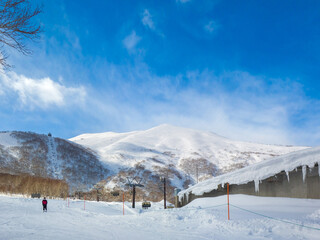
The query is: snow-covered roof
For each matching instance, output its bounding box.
[179,146,320,199]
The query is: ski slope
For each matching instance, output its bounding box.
[0,194,319,239]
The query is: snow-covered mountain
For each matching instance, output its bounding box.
[0,131,109,191]
[70,124,308,198]
[0,125,308,201]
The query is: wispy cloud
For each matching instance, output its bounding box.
[123,31,141,52]
[204,20,219,33]
[176,0,192,3]
[0,72,86,110]
[141,9,164,37]
[142,9,155,31]
[77,62,319,146]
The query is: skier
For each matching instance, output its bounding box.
[42,197,48,212]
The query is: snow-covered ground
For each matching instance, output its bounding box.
[0,194,319,239]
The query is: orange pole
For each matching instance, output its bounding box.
[227,183,230,220]
[123,192,125,216]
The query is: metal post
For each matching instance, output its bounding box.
[132,185,136,208]
[126,177,144,209]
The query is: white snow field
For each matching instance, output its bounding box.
[0,194,319,240]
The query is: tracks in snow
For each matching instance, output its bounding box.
[47,135,62,179]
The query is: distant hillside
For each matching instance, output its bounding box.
[0,131,109,191]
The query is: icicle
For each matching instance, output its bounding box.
[302,165,307,183]
[254,179,259,192]
[285,171,290,182]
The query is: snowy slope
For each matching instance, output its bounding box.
[0,194,319,239]
[0,131,109,190]
[70,124,307,190]
[179,146,320,198]
[0,131,20,147]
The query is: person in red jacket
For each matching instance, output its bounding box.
[42,197,48,212]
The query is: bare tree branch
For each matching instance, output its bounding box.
[0,0,42,68]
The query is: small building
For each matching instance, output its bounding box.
[177,147,320,207]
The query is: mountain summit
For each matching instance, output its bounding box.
[70,124,307,199]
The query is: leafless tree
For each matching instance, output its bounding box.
[0,0,42,68]
[179,158,218,183]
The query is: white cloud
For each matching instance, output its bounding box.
[0,71,86,110]
[176,0,192,3]
[142,9,155,30]
[81,62,319,146]
[204,20,218,33]
[123,31,141,52]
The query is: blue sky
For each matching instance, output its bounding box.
[0,0,319,146]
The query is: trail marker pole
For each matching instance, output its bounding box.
[227,183,230,220]
[84,195,86,211]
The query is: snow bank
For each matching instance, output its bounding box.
[179,146,320,199]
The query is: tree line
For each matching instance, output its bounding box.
[0,172,69,198]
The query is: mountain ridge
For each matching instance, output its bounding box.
[0,125,308,201]
[69,124,308,196]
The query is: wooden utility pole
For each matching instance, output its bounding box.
[160,177,167,209]
[227,183,230,220]
[164,177,166,209]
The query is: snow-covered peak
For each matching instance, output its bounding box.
[70,124,308,188]
[70,124,307,161]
